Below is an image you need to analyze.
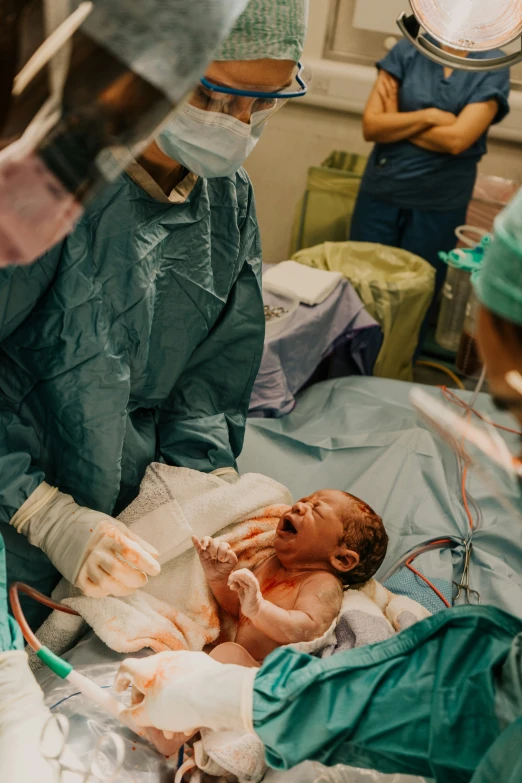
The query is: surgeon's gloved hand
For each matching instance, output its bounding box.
[10,482,160,597]
[211,467,240,484]
[114,651,256,736]
[0,651,85,782]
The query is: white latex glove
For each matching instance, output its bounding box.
[0,651,85,783]
[228,568,263,618]
[114,651,256,735]
[211,467,240,484]
[10,482,160,597]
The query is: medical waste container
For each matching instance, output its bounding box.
[289,151,367,256]
[456,270,484,379]
[292,241,435,382]
[436,237,489,352]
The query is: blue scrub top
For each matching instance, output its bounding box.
[360,40,511,211]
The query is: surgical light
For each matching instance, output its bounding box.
[397,0,522,72]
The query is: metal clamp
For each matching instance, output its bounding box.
[453,539,481,605]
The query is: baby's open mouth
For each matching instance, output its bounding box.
[280,516,298,535]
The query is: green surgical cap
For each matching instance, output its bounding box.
[475,188,522,326]
[216,0,309,62]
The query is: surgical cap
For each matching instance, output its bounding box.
[76,0,249,104]
[475,188,522,326]
[216,0,309,62]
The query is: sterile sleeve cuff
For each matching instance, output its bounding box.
[211,467,240,484]
[240,666,257,734]
[9,481,58,533]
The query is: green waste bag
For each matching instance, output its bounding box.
[292,241,435,381]
[289,151,367,256]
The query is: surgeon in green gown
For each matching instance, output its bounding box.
[0,0,308,629]
[1,0,303,778]
[113,188,522,783]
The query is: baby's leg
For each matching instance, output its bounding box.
[145,726,190,758]
[210,641,261,668]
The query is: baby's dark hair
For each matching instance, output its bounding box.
[336,492,388,587]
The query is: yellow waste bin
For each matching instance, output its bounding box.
[293,241,435,381]
[289,151,367,256]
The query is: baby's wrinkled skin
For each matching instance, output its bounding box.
[193,490,361,663]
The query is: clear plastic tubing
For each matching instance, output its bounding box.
[456,287,484,379]
[436,263,474,352]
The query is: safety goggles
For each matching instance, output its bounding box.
[192,61,310,128]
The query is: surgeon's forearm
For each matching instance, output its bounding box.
[363,110,434,144]
[410,100,499,155]
[410,127,462,155]
[0,435,45,526]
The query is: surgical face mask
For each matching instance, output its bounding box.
[157,104,267,179]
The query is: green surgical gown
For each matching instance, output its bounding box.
[253,606,522,783]
[0,165,264,616]
[0,533,23,652]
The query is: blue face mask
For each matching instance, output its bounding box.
[157,103,267,179]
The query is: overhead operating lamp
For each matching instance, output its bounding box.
[397,0,522,71]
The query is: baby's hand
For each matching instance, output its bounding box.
[192,536,238,581]
[228,568,263,619]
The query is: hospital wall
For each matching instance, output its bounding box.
[244,102,522,264]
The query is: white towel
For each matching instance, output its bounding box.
[264,260,342,306]
[30,464,292,665]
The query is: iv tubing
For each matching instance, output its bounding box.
[9,581,80,653]
[416,361,465,390]
[9,582,139,729]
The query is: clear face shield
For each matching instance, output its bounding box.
[397,0,522,72]
[410,385,522,526]
[413,188,522,531]
[0,0,249,268]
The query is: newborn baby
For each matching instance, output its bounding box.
[146,490,388,758]
[193,489,388,664]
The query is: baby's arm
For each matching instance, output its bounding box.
[228,569,342,645]
[192,536,240,617]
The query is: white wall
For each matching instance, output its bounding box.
[244,103,368,263]
[245,103,522,264]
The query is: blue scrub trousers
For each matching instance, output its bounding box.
[350,191,468,348]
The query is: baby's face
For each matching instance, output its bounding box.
[275,489,350,568]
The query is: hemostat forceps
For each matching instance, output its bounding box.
[453,540,480,604]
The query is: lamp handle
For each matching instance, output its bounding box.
[397,13,522,72]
